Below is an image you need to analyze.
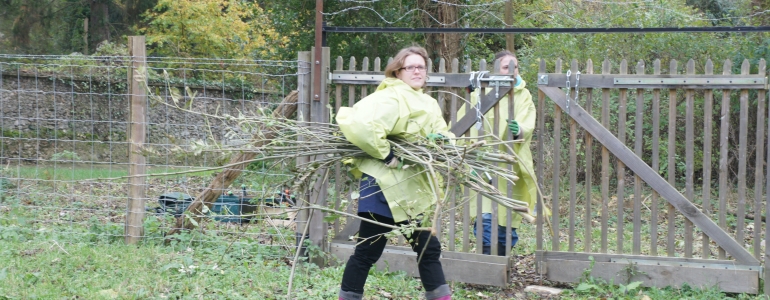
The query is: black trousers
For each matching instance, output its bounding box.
[340,212,447,294]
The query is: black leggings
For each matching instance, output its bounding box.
[340,212,447,294]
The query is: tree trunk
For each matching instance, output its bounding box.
[418,0,462,68]
[89,0,110,50]
[166,91,299,236]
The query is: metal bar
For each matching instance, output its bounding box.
[538,74,767,89]
[312,0,323,101]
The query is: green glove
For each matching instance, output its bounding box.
[508,120,520,137]
[469,169,492,183]
[426,133,449,142]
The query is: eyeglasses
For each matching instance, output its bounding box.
[400,66,427,73]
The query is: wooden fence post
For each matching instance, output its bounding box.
[309,46,330,265]
[125,36,147,244]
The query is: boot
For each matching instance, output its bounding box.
[425,284,451,300]
[482,245,491,255]
[497,245,508,256]
[339,289,363,300]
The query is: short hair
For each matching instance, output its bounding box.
[384,46,430,79]
[494,50,517,73]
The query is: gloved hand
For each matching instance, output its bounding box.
[470,169,492,183]
[383,150,400,169]
[508,120,520,137]
[426,133,449,142]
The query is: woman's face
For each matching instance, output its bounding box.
[499,55,519,77]
[396,54,427,90]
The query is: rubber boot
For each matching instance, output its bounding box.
[425,284,451,300]
[482,245,491,255]
[339,289,363,300]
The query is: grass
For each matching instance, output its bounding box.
[1,165,768,299]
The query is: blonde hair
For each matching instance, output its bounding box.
[384,46,430,79]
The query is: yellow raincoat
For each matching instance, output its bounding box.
[336,78,455,222]
[459,78,537,229]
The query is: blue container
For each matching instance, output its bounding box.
[212,196,250,223]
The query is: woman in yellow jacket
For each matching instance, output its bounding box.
[335,46,454,300]
[461,50,538,256]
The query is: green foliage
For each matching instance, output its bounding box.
[139,0,286,59]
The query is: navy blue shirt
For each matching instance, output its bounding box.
[357,174,393,219]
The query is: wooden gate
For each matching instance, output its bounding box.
[535,58,767,294]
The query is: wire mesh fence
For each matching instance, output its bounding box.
[0,54,307,259]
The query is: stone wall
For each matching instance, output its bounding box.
[0,74,286,166]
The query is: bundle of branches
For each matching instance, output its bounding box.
[167,109,530,218]
[135,72,532,235]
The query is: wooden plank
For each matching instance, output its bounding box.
[330,243,510,286]
[295,52,312,235]
[539,86,760,265]
[476,59,487,255]
[450,85,512,137]
[754,59,766,260]
[348,57,356,107]
[667,60,678,257]
[536,59,546,253]
[463,58,472,253]
[125,36,147,244]
[717,59,732,260]
[504,58,515,257]
[438,58,447,122]
[633,60,644,255]
[600,59,611,254]
[737,60,750,247]
[448,58,458,252]
[360,57,369,98]
[491,62,500,255]
[539,250,750,265]
[584,59,594,253]
[701,59,714,258]
[685,59,695,258]
[552,59,563,252]
[308,46,330,264]
[568,59,578,252]
[651,59,661,256]
[536,73,766,89]
[617,60,628,254]
[543,259,758,294]
[765,74,770,296]
[333,56,344,236]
